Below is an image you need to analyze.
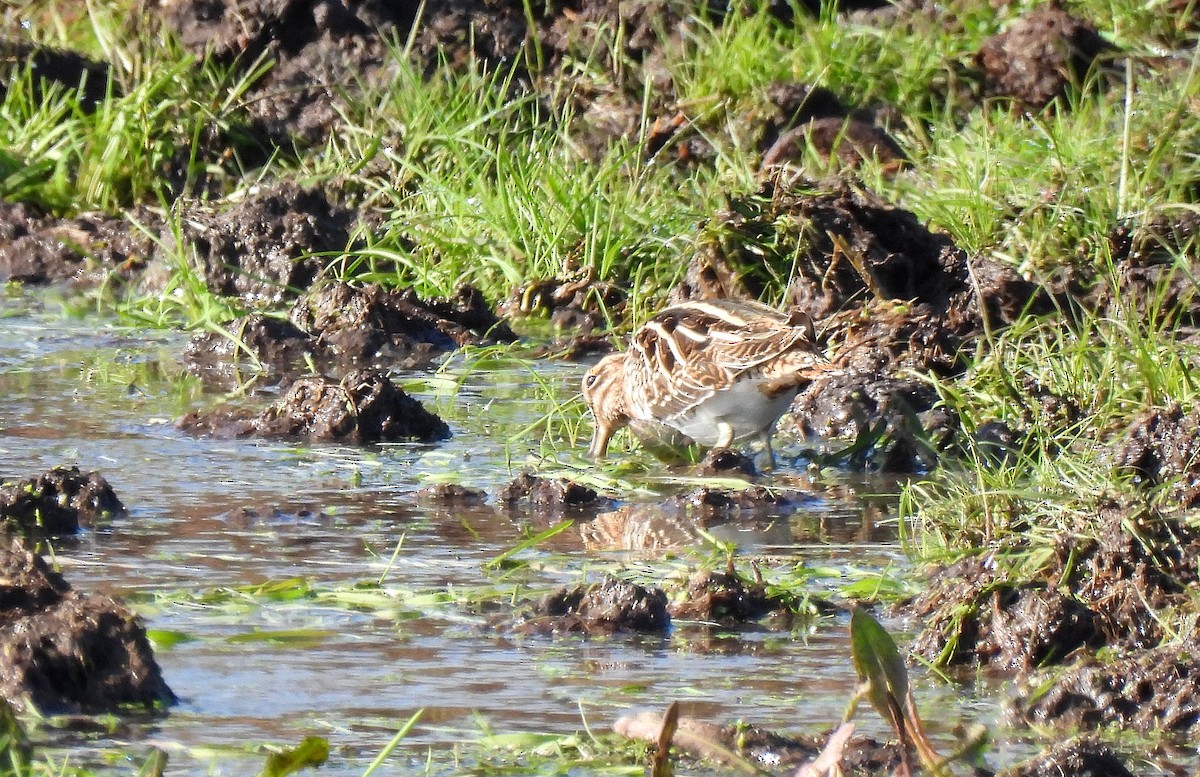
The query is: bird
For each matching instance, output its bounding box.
[582,298,833,466]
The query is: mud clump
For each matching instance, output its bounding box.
[179,369,450,443]
[1113,403,1200,508]
[1090,211,1200,327]
[976,3,1116,111]
[185,182,355,305]
[290,281,516,369]
[665,485,795,518]
[905,502,1200,671]
[677,176,1050,331]
[184,282,516,382]
[517,576,669,635]
[1002,737,1134,777]
[163,0,405,145]
[417,483,488,505]
[497,470,602,510]
[0,200,158,287]
[791,372,955,472]
[668,568,790,623]
[695,447,758,477]
[908,557,1102,671]
[0,467,126,534]
[500,266,626,333]
[0,529,175,714]
[183,314,316,379]
[1021,643,1200,735]
[759,83,906,171]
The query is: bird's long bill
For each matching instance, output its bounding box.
[589,422,614,459]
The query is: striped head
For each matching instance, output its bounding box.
[582,353,629,458]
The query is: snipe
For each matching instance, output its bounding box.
[582,298,833,465]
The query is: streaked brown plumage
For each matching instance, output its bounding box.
[582,298,833,464]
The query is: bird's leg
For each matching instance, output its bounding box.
[761,434,776,471]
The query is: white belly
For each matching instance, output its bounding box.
[666,380,797,446]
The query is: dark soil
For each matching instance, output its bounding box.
[904,501,1200,672]
[759,83,906,172]
[496,470,602,510]
[183,314,316,380]
[160,0,692,147]
[668,567,789,623]
[1113,403,1200,508]
[0,200,157,286]
[695,447,758,477]
[184,181,355,306]
[975,2,1117,111]
[1019,643,1200,735]
[0,467,126,534]
[0,529,174,714]
[515,575,670,635]
[290,281,517,367]
[185,281,516,383]
[664,485,797,518]
[1001,737,1135,777]
[500,266,626,334]
[1099,211,1200,328]
[178,368,450,443]
[416,483,488,505]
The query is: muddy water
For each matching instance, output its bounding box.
[0,296,1021,775]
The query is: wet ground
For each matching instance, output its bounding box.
[0,293,1028,775]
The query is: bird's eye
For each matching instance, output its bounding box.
[585,374,598,388]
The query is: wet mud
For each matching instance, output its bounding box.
[908,502,1200,665]
[185,281,517,384]
[0,200,156,287]
[496,470,603,510]
[184,182,356,306]
[512,562,816,636]
[0,528,174,714]
[515,575,670,636]
[179,368,450,443]
[1019,643,1200,735]
[1114,403,1200,508]
[0,467,126,535]
[668,567,793,624]
[1001,737,1135,777]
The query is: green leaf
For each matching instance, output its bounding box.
[849,607,908,730]
[137,747,169,777]
[227,629,332,647]
[483,519,573,570]
[258,736,329,777]
[145,629,196,650]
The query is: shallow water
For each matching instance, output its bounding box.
[0,294,1024,775]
